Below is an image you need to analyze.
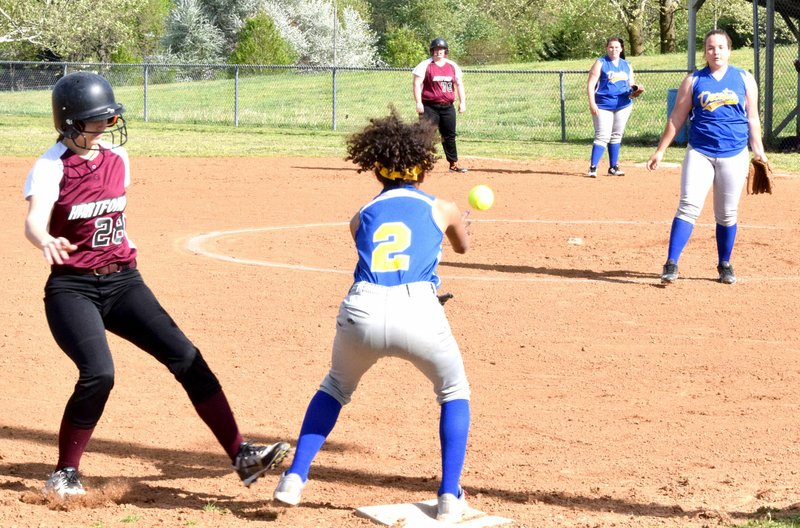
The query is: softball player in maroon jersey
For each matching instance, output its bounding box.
[413,37,468,173]
[24,72,289,498]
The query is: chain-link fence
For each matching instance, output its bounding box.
[0,60,751,146]
[757,42,800,151]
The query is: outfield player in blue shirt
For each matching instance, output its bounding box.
[587,37,642,177]
[647,29,769,284]
[273,109,473,523]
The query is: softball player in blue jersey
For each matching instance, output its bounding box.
[647,29,769,284]
[587,37,642,177]
[273,109,472,523]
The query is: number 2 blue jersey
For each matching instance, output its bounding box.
[353,186,444,287]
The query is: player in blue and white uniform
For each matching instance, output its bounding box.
[24,72,288,498]
[587,37,642,177]
[273,109,473,523]
[647,29,769,284]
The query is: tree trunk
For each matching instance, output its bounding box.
[659,0,678,53]
[627,21,645,56]
[610,0,648,56]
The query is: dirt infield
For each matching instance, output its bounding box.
[1,155,800,528]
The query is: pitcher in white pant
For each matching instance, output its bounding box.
[647,29,769,285]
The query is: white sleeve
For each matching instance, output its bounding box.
[118,146,131,187]
[23,144,66,203]
[451,60,463,81]
[412,59,432,78]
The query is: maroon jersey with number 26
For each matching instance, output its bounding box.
[24,141,137,272]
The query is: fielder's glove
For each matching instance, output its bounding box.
[747,158,774,195]
[630,85,645,98]
[438,293,454,306]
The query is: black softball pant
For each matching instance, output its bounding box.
[421,102,458,163]
[43,269,221,428]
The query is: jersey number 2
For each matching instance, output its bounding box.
[371,222,411,272]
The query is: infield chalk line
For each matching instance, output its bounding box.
[185,220,799,283]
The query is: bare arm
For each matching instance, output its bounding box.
[587,61,602,116]
[455,77,466,113]
[25,195,77,265]
[349,212,360,240]
[647,74,693,170]
[433,199,470,254]
[744,73,768,162]
[413,75,424,115]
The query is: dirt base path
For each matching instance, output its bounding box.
[1,156,799,528]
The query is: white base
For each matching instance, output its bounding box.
[355,499,514,527]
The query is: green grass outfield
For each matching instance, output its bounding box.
[2,114,798,174]
[0,46,797,172]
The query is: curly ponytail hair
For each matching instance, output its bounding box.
[345,106,439,186]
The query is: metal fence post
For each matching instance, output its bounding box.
[143,64,149,122]
[332,67,337,131]
[559,72,566,143]
[234,66,239,127]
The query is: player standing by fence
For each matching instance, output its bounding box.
[413,38,468,173]
[24,71,289,497]
[587,37,642,178]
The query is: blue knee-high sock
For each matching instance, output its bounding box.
[288,391,342,481]
[608,143,621,167]
[438,399,470,496]
[590,144,606,166]
[716,223,737,263]
[667,217,694,263]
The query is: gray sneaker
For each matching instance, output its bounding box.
[233,441,290,487]
[717,262,736,284]
[44,467,85,497]
[661,260,678,283]
[587,165,598,178]
[608,165,625,176]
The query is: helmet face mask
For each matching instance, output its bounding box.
[52,71,128,150]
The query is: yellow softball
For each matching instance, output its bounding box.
[468,184,494,211]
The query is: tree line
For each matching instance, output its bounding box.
[0,0,792,67]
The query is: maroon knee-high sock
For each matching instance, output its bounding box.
[57,418,95,470]
[193,390,244,461]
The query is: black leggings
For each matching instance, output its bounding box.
[421,102,458,163]
[44,269,221,428]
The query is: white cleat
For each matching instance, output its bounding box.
[273,472,306,506]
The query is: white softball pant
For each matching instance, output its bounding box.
[675,146,749,226]
[319,281,471,406]
[592,104,633,146]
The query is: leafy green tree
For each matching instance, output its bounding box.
[383,25,426,66]
[229,12,296,66]
[0,0,150,61]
